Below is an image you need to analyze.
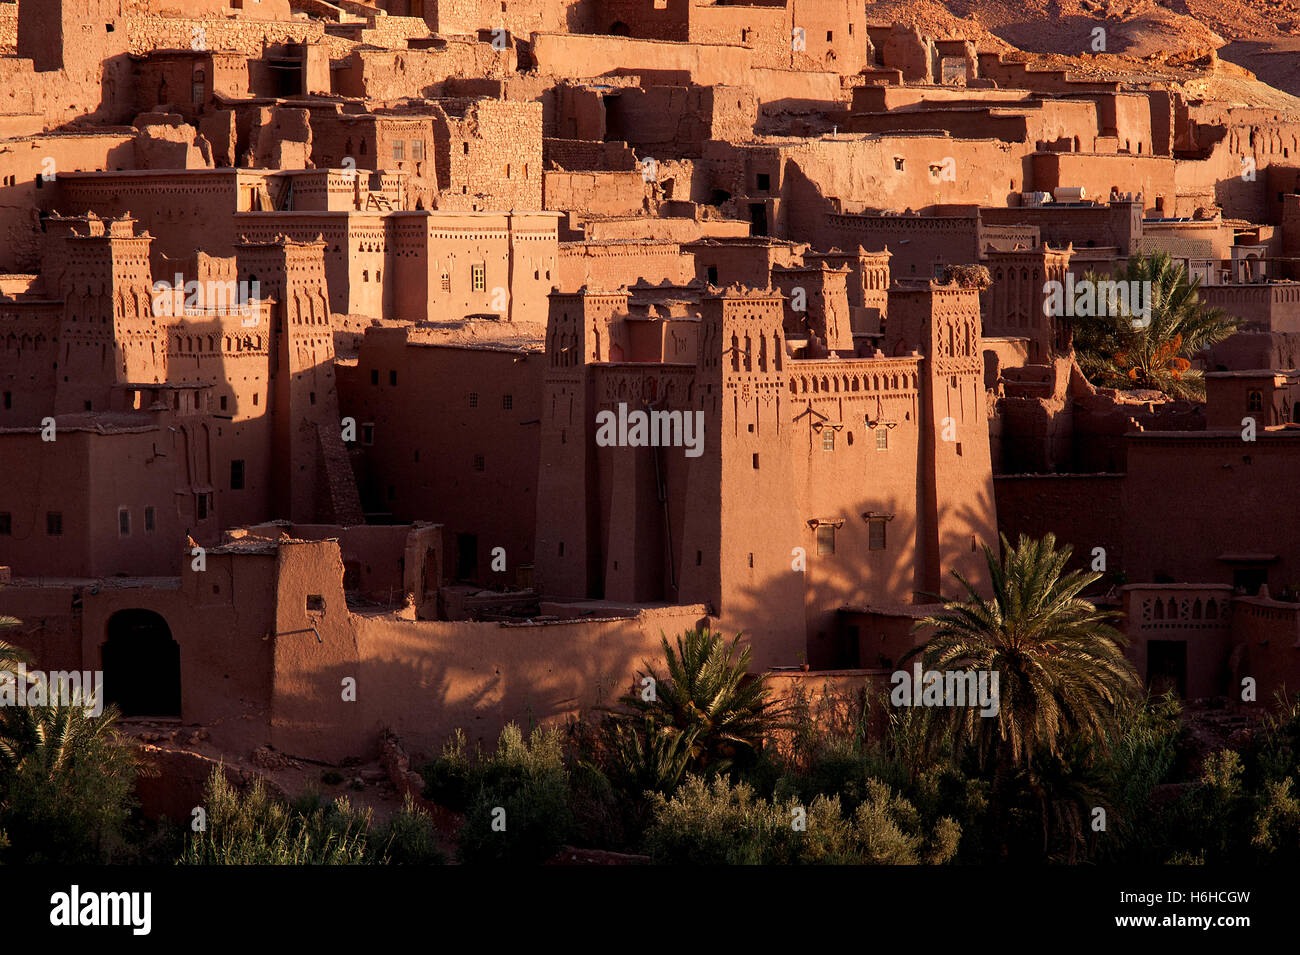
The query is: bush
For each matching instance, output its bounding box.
[181,769,372,865]
[420,728,473,811]
[372,795,447,865]
[644,774,960,865]
[454,724,572,865]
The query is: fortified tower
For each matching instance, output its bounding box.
[236,236,361,524]
[48,214,160,415]
[888,281,998,596]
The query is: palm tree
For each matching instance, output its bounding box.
[1072,251,1240,399]
[905,533,1140,776]
[602,628,785,788]
[0,608,27,673]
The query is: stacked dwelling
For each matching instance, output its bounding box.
[2,0,1300,772]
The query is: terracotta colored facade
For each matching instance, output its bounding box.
[3,0,1300,773]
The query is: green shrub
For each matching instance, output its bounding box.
[420,728,473,811]
[454,724,572,865]
[181,769,371,865]
[644,774,960,865]
[373,794,447,865]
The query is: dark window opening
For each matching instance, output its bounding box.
[230,459,245,490]
[456,533,479,581]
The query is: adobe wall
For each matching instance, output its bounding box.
[828,212,981,280]
[719,137,1029,247]
[338,333,544,586]
[751,68,846,116]
[127,0,294,17]
[431,99,543,213]
[544,170,649,216]
[529,31,753,86]
[0,133,138,272]
[0,583,85,674]
[0,426,207,579]
[603,85,757,159]
[993,473,1125,577]
[125,13,330,57]
[0,2,15,53]
[352,604,710,757]
[1123,433,1300,588]
[1232,596,1300,704]
[76,560,278,757]
[428,0,593,36]
[1030,152,1176,216]
[558,239,694,290]
[1122,584,1234,699]
[334,43,516,102]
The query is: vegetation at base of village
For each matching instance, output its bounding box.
[5,538,1300,865]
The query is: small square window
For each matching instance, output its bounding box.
[876,428,889,451]
[469,392,479,408]
[393,141,405,161]
[869,519,887,550]
[756,173,770,191]
[441,271,451,292]
[822,429,835,451]
[119,508,131,536]
[752,453,760,469]
[502,394,513,410]
[307,594,325,612]
[46,512,62,535]
[894,157,905,171]
[145,506,156,533]
[473,454,485,472]
[219,395,228,411]
[390,370,398,386]
[816,524,835,556]
[472,263,486,292]
[412,140,424,161]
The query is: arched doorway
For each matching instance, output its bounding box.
[608,20,630,36]
[102,610,181,717]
